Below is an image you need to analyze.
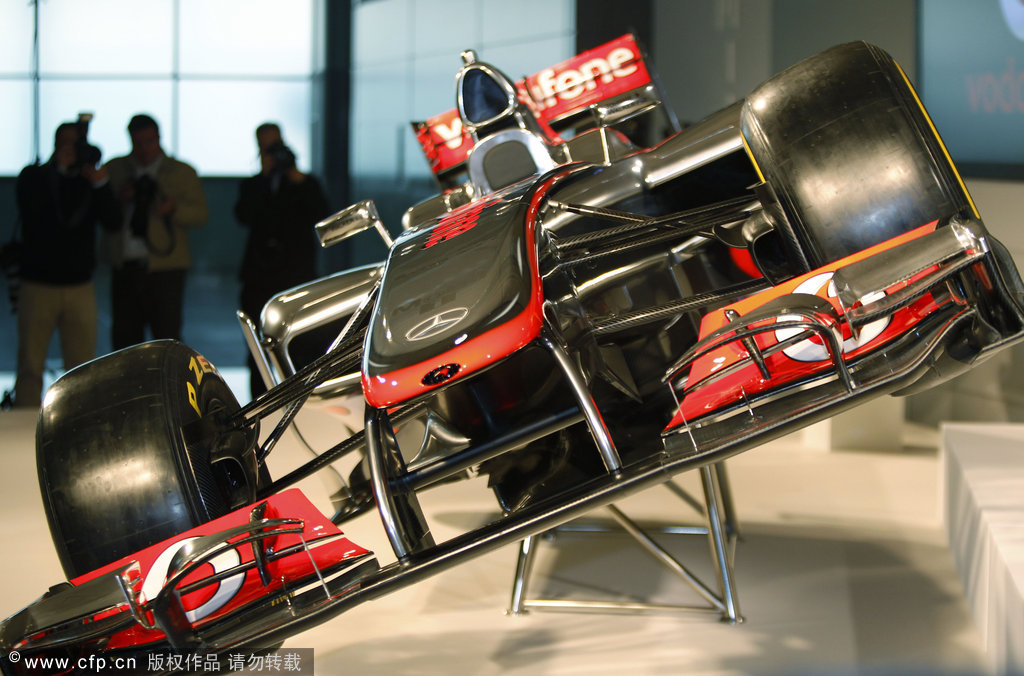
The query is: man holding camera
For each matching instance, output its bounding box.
[12,121,120,407]
[102,114,208,350]
[235,122,328,397]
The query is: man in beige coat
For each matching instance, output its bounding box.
[102,114,208,350]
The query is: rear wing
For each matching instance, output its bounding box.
[412,108,474,180]
[412,34,666,181]
[522,33,655,129]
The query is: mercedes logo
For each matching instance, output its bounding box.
[405,307,470,342]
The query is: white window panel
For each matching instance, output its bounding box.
[411,0,477,58]
[353,0,411,67]
[411,52,462,119]
[479,34,575,78]
[38,80,175,165]
[352,63,410,126]
[38,0,174,75]
[5,0,319,176]
[481,0,574,46]
[178,80,312,176]
[0,1,35,76]
[0,81,35,174]
[351,121,404,177]
[178,0,315,76]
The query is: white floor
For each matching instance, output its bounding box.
[0,403,991,675]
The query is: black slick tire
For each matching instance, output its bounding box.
[37,340,249,579]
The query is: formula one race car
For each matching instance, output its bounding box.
[3,37,1023,671]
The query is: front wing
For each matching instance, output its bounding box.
[0,490,377,671]
[662,218,1024,455]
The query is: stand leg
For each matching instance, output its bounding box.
[715,461,740,545]
[701,464,743,623]
[505,463,743,621]
[606,504,724,611]
[507,535,538,616]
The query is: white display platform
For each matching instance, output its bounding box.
[792,395,906,451]
[942,423,1024,675]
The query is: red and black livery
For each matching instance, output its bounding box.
[3,37,1024,672]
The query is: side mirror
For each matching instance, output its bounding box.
[315,200,394,249]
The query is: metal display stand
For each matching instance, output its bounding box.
[507,462,742,623]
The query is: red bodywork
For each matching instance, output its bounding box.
[362,171,575,408]
[666,223,956,428]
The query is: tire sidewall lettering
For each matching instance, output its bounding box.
[186,355,216,417]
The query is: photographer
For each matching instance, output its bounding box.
[235,122,328,397]
[12,121,120,407]
[102,114,208,350]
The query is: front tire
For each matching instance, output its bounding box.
[741,41,976,270]
[37,340,257,579]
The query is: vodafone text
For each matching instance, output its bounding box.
[526,46,639,111]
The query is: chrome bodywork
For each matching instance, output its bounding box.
[240,264,382,387]
[242,105,744,390]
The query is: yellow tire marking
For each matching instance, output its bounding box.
[895,63,979,219]
[187,381,201,416]
[188,356,204,387]
[740,130,766,184]
[741,62,980,222]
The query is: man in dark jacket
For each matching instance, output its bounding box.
[14,122,120,407]
[235,123,329,397]
[102,114,208,350]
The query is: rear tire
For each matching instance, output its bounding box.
[741,41,975,269]
[37,340,257,579]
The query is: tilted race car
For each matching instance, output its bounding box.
[3,36,1024,672]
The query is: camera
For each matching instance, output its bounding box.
[265,141,296,171]
[134,174,159,202]
[130,174,159,236]
[72,112,102,170]
[73,138,102,169]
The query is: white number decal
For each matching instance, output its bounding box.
[776,272,890,362]
[141,537,245,623]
